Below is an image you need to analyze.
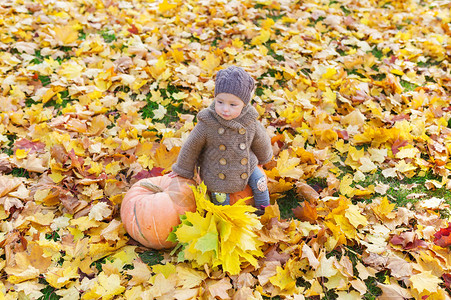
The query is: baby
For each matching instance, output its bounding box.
[169,66,273,215]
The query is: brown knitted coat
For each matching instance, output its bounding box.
[172,102,273,193]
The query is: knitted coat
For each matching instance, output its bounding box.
[172,103,273,193]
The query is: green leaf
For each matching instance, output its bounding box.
[194,231,218,254]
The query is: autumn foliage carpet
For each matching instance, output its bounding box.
[1,0,451,299]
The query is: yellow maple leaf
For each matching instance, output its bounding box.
[173,183,263,275]
[345,204,368,228]
[200,53,221,75]
[322,68,337,79]
[152,145,180,171]
[15,149,29,159]
[70,216,101,231]
[48,170,65,183]
[158,0,177,13]
[45,261,79,289]
[152,263,177,279]
[358,157,377,173]
[54,25,79,45]
[176,264,208,289]
[275,150,303,179]
[251,29,271,45]
[315,253,338,278]
[59,61,84,80]
[339,174,354,197]
[33,188,60,206]
[88,240,127,262]
[395,146,419,159]
[395,160,417,174]
[148,55,167,79]
[334,214,358,239]
[127,261,152,286]
[409,270,441,294]
[269,265,298,294]
[372,196,396,220]
[86,273,125,300]
[5,265,40,284]
[42,86,65,104]
[345,146,365,170]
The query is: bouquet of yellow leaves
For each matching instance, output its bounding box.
[168,183,264,275]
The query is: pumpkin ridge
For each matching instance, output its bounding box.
[150,209,165,248]
[134,202,150,242]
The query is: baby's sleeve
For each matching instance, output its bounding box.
[171,124,206,179]
[251,122,273,165]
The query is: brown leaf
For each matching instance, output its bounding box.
[301,244,319,269]
[60,193,82,214]
[337,255,354,277]
[390,232,428,250]
[386,256,413,279]
[0,176,23,198]
[362,252,389,271]
[206,278,233,299]
[50,145,68,164]
[87,115,110,136]
[0,153,12,172]
[263,245,290,265]
[14,138,45,153]
[443,273,451,289]
[127,259,152,286]
[257,261,280,286]
[295,182,320,202]
[350,279,367,294]
[232,272,257,289]
[293,201,318,223]
[26,243,52,273]
[377,281,412,299]
[232,287,256,300]
[391,139,408,155]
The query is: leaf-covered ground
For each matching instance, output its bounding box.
[0,0,451,298]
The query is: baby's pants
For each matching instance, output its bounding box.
[211,167,269,209]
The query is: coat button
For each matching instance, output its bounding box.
[218,128,225,134]
[219,144,226,151]
[241,173,248,179]
[240,158,248,165]
[239,128,246,135]
[219,158,227,165]
[218,173,225,180]
[239,143,246,150]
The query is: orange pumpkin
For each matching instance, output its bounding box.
[229,166,266,205]
[120,175,196,249]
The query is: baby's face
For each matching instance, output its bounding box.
[214,93,245,120]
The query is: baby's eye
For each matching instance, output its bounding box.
[217,100,223,104]
[231,104,236,107]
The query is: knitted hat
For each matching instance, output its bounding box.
[214,66,255,105]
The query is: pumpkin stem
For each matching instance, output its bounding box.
[140,181,164,193]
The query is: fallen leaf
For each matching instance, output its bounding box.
[434,224,451,247]
[293,201,318,223]
[377,281,412,299]
[206,278,233,299]
[409,270,441,294]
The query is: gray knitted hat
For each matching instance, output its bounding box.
[214,66,255,105]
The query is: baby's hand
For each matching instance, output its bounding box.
[167,171,179,178]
